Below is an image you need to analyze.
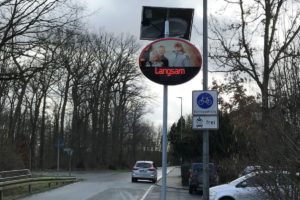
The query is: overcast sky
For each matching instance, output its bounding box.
[77,0,228,127]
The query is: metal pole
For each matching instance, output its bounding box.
[160,16,169,200]
[180,97,182,142]
[161,85,168,200]
[69,154,71,176]
[203,0,208,89]
[203,0,210,199]
[57,139,60,173]
[29,145,32,170]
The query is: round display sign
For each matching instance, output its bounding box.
[139,38,202,85]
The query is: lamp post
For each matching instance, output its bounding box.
[203,0,210,199]
[177,97,183,164]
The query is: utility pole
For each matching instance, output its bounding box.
[160,12,169,200]
[57,138,60,173]
[202,0,210,199]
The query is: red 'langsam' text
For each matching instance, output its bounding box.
[154,68,186,76]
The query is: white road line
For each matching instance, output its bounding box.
[140,171,163,200]
[140,167,176,200]
[140,184,155,200]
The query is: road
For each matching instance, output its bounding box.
[20,167,202,200]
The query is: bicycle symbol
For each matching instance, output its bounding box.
[197,93,213,109]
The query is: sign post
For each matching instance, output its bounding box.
[55,138,64,173]
[64,148,73,176]
[139,7,201,200]
[192,90,219,200]
[161,17,169,200]
[202,1,209,199]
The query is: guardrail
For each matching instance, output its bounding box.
[0,176,77,200]
[0,169,31,182]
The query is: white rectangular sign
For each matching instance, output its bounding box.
[192,115,219,130]
[192,90,218,115]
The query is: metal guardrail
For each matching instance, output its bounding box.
[0,170,77,200]
[0,169,31,182]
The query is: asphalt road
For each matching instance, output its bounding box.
[19,167,202,200]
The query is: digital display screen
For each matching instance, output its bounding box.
[139,38,202,85]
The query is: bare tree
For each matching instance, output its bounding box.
[0,0,80,80]
[212,45,300,199]
[0,25,158,170]
[210,0,300,120]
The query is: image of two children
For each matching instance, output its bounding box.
[141,42,191,67]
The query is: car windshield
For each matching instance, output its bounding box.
[229,174,251,186]
[241,166,261,176]
[136,163,152,168]
[230,172,274,186]
[192,163,215,173]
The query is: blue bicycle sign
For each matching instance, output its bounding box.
[197,93,213,109]
[193,90,218,115]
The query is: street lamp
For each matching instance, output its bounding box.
[177,97,183,164]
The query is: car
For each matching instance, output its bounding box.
[188,163,219,194]
[131,160,157,183]
[209,172,268,200]
[209,170,299,200]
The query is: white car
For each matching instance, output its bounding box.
[209,172,271,200]
[131,160,157,183]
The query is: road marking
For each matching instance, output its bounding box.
[140,167,176,200]
[140,172,162,200]
[140,184,155,200]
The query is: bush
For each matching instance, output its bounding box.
[0,146,24,171]
[181,163,191,186]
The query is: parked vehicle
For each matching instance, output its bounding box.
[210,170,299,200]
[131,161,157,183]
[188,163,219,194]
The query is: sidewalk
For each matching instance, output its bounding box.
[144,167,202,200]
[157,167,187,189]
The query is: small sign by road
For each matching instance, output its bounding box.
[192,115,219,130]
[192,90,218,115]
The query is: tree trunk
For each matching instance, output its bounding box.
[60,72,70,141]
[39,93,47,169]
[29,95,43,169]
[71,83,81,166]
[8,80,28,144]
[102,86,111,165]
